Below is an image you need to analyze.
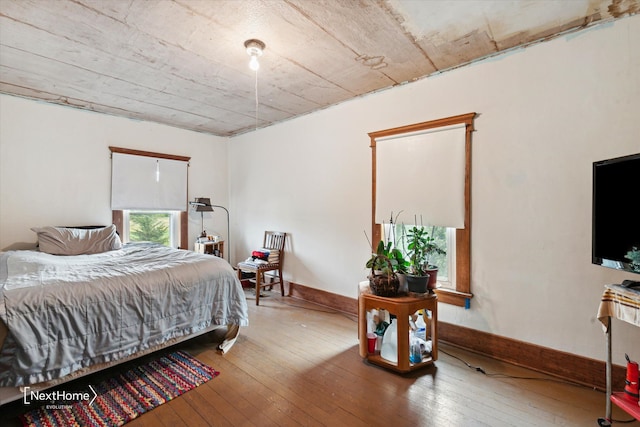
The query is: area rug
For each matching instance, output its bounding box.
[20,351,219,427]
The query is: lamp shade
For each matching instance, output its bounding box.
[195,198,214,212]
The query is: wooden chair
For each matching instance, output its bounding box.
[237,231,286,305]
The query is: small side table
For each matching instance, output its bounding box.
[358,290,438,373]
[195,240,224,258]
[597,284,640,424]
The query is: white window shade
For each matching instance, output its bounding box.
[375,124,466,228]
[111,152,188,211]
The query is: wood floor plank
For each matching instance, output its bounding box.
[191,379,255,427]
[196,348,311,426]
[217,338,354,426]
[156,395,210,427]
[127,409,165,427]
[178,386,234,427]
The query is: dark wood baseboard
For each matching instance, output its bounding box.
[437,321,625,391]
[288,282,357,315]
[286,282,624,391]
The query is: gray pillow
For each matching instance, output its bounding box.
[31,225,122,255]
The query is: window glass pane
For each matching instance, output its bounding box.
[427,226,448,279]
[129,212,171,246]
[391,224,450,280]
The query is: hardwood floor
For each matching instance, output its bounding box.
[2,290,637,426]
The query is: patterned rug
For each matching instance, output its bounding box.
[20,351,219,427]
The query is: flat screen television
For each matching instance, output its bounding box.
[592,152,640,275]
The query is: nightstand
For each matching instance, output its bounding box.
[194,240,224,258]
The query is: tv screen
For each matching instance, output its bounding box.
[592,153,640,275]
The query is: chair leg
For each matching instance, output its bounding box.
[279,268,285,296]
[255,271,261,305]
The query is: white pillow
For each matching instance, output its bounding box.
[31,225,122,255]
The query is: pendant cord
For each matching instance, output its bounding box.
[254,69,259,131]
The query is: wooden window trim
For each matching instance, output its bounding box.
[369,113,476,307]
[109,146,191,162]
[110,147,190,250]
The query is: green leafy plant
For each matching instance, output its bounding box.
[405,226,446,276]
[424,227,447,269]
[625,247,640,273]
[365,240,408,274]
[130,213,170,245]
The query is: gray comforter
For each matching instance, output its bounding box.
[0,243,248,387]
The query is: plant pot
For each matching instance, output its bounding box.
[397,273,407,294]
[426,267,438,289]
[368,255,399,297]
[406,274,430,294]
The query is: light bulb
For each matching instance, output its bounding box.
[249,55,260,71]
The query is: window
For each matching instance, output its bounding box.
[123,210,180,247]
[369,113,476,307]
[109,146,190,249]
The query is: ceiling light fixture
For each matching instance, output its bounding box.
[244,39,265,71]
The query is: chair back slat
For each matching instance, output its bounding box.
[263,231,286,252]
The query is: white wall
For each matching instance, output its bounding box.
[229,15,640,363]
[0,95,229,252]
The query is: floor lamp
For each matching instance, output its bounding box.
[192,197,213,237]
[189,198,231,263]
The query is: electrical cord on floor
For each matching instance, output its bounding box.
[441,348,638,425]
[441,348,588,386]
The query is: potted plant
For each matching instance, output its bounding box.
[404,226,446,293]
[423,227,447,289]
[404,226,430,293]
[366,240,408,274]
[626,247,640,273]
[365,240,407,296]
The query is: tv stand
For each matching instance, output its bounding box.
[597,284,640,426]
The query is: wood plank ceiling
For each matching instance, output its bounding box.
[1,0,638,137]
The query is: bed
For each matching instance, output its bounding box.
[0,226,249,404]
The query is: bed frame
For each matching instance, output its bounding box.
[0,323,239,405]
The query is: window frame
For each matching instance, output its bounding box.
[369,113,475,307]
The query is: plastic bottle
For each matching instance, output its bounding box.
[409,330,422,364]
[415,310,427,341]
[380,318,398,363]
[366,311,375,334]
